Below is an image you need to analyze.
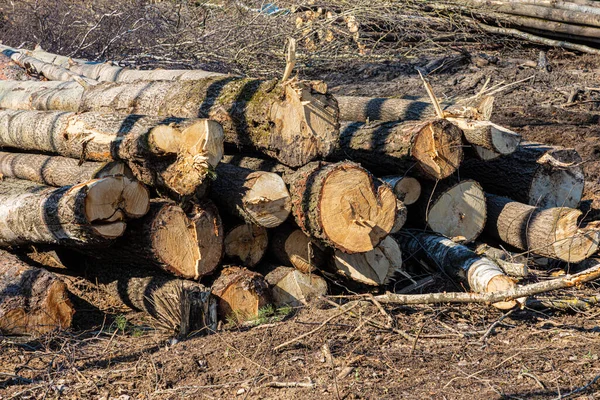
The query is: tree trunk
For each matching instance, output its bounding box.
[0,151,129,187]
[485,194,599,262]
[0,78,340,168]
[224,224,269,268]
[381,176,422,205]
[336,95,494,122]
[80,200,223,279]
[460,142,584,209]
[211,163,291,228]
[287,161,397,253]
[264,266,328,307]
[0,249,74,335]
[0,109,224,196]
[414,179,487,243]
[332,236,404,286]
[446,118,521,154]
[398,231,517,310]
[221,154,293,176]
[270,225,327,273]
[0,177,149,247]
[471,242,529,277]
[335,119,463,180]
[390,199,408,234]
[211,266,271,322]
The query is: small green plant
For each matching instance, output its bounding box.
[225,304,295,329]
[113,314,128,333]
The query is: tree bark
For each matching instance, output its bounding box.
[381,176,422,205]
[0,152,129,187]
[460,142,584,209]
[270,225,327,273]
[79,200,223,279]
[0,78,340,168]
[0,250,74,335]
[336,95,494,122]
[211,163,291,228]
[334,119,463,180]
[0,177,149,247]
[398,231,517,309]
[0,109,224,196]
[332,236,404,286]
[446,118,521,154]
[287,161,397,253]
[264,266,328,307]
[471,242,529,277]
[414,179,487,243]
[0,53,32,81]
[484,194,599,262]
[211,266,271,321]
[390,199,408,234]
[224,224,269,268]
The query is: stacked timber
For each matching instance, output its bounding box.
[1,46,599,338]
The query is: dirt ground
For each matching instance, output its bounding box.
[2,38,600,400]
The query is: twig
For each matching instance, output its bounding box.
[374,260,600,305]
[281,37,296,82]
[479,309,516,342]
[264,381,315,388]
[557,373,600,399]
[273,304,358,351]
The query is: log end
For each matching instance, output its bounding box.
[244,171,291,228]
[427,180,487,243]
[265,266,328,307]
[486,275,518,310]
[552,209,599,263]
[224,224,269,268]
[412,119,463,180]
[394,176,422,205]
[531,148,584,208]
[281,229,324,273]
[122,178,150,218]
[211,266,271,321]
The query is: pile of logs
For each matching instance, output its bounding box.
[0,44,599,337]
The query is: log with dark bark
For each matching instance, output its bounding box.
[334,119,463,180]
[461,142,584,209]
[485,194,599,262]
[414,179,487,243]
[0,152,130,187]
[332,236,404,286]
[0,110,224,196]
[264,266,328,307]
[0,78,340,168]
[211,163,291,228]
[381,176,422,205]
[287,161,397,253]
[80,200,223,279]
[270,225,327,274]
[399,231,517,309]
[224,224,269,268]
[336,95,494,122]
[211,266,271,321]
[0,249,74,335]
[0,177,149,247]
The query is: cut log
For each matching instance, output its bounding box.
[264,266,328,307]
[461,142,584,208]
[80,200,223,279]
[0,78,340,168]
[447,118,521,154]
[0,176,149,247]
[211,163,291,228]
[399,231,517,309]
[0,53,31,81]
[0,109,224,196]
[287,161,397,253]
[391,200,408,234]
[222,154,293,176]
[336,95,494,122]
[332,236,404,286]
[485,194,599,262]
[224,224,269,268]
[415,179,487,243]
[0,249,74,335]
[0,152,130,187]
[381,176,422,205]
[335,119,463,180]
[211,266,271,321]
[270,225,327,273]
[472,242,529,277]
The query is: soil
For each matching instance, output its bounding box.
[3,33,600,400]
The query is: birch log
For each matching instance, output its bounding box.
[287,161,397,253]
[485,194,599,262]
[461,142,584,208]
[0,152,129,187]
[0,78,339,168]
[0,250,74,335]
[335,119,463,180]
[399,231,517,309]
[0,53,31,81]
[0,177,149,247]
